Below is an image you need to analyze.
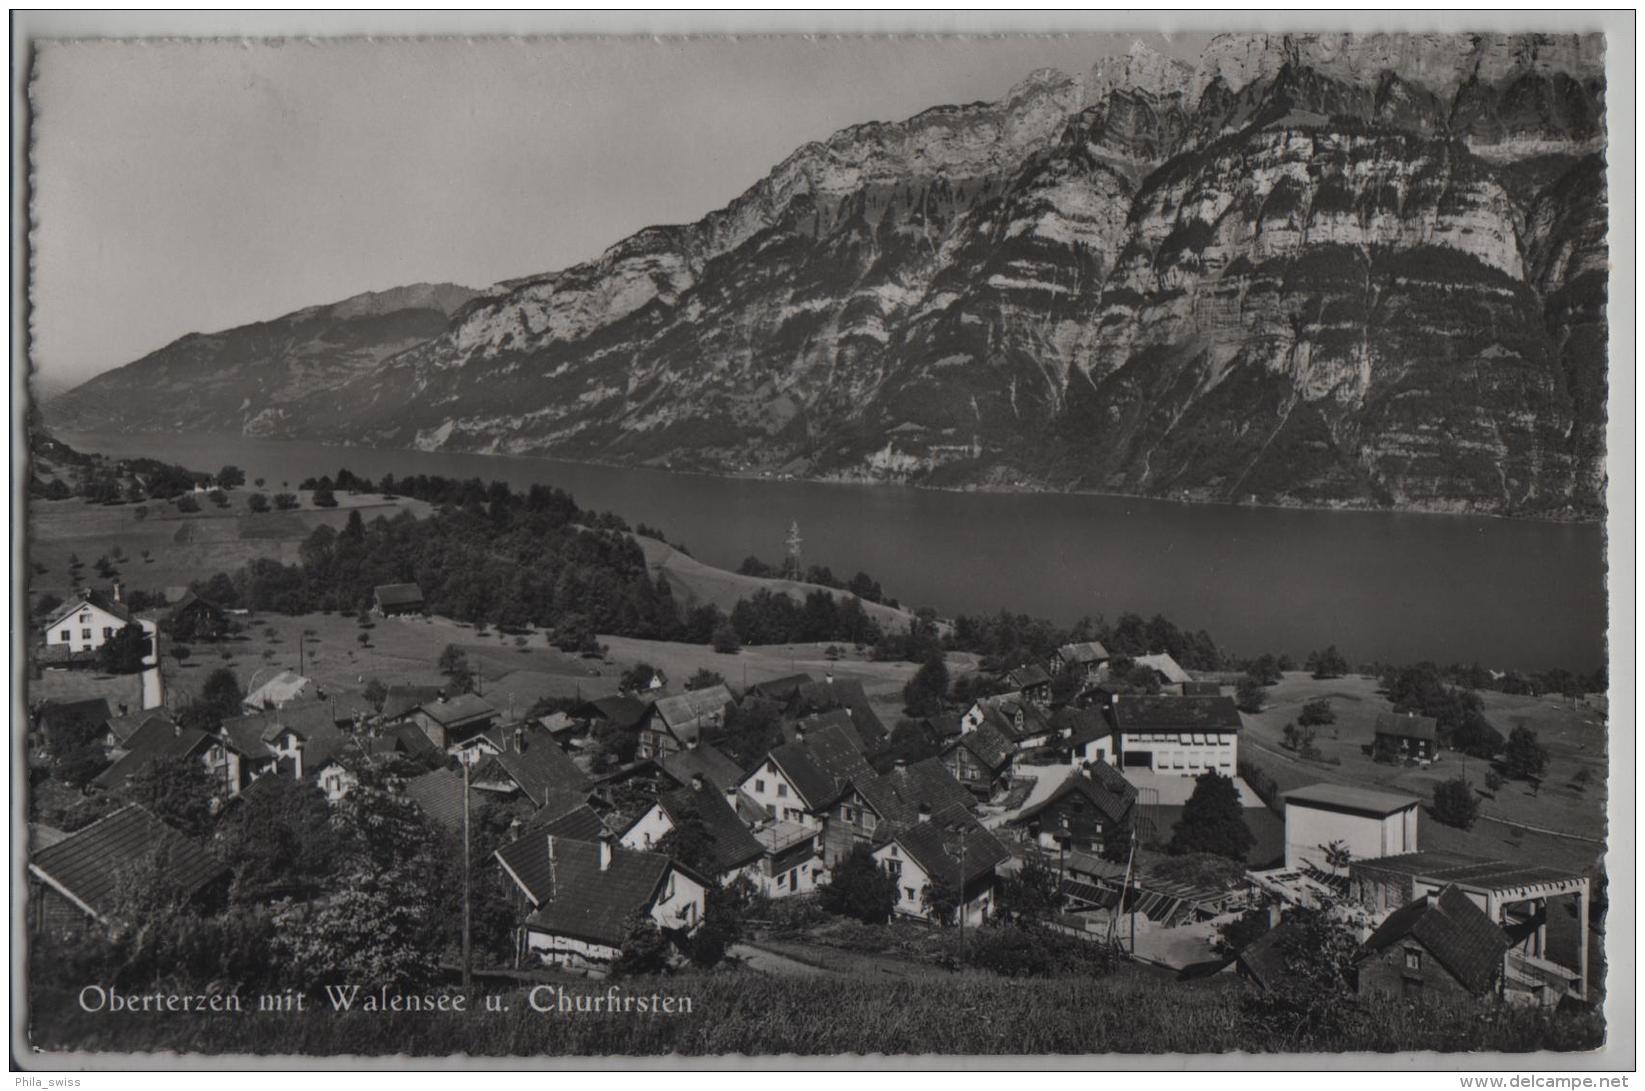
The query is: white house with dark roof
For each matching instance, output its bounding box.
[872,806,1012,926]
[1281,783,1420,872]
[43,587,133,655]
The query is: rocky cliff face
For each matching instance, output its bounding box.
[52,33,1608,517]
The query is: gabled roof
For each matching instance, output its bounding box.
[243,671,312,710]
[1375,711,1439,743]
[1132,652,1191,685]
[28,804,224,922]
[888,757,975,818]
[418,693,498,728]
[524,801,608,841]
[1014,764,1138,829]
[167,589,226,618]
[1283,783,1420,818]
[381,684,445,722]
[1111,695,1241,733]
[578,695,652,730]
[1050,707,1109,748]
[745,674,815,701]
[403,768,465,832]
[221,705,349,772]
[659,743,746,794]
[1235,920,1294,991]
[1007,664,1052,690]
[887,811,1012,888]
[789,708,860,749]
[373,583,424,608]
[388,721,441,759]
[652,685,733,740]
[506,837,675,947]
[791,678,887,748]
[1181,681,1223,697]
[1361,885,1510,994]
[45,588,132,630]
[92,719,210,790]
[655,780,764,874]
[763,743,849,811]
[797,721,874,783]
[34,697,113,730]
[852,773,917,829]
[948,718,1016,772]
[1056,641,1109,665]
[105,711,168,747]
[473,727,591,806]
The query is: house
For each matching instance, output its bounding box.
[657,741,747,794]
[1129,652,1192,689]
[1181,681,1223,697]
[1232,920,1300,992]
[738,741,848,830]
[619,775,765,883]
[495,833,708,969]
[1107,694,1241,775]
[404,767,467,832]
[1281,783,1420,872]
[102,710,164,755]
[371,582,426,616]
[637,685,733,760]
[217,703,350,793]
[32,698,113,755]
[242,671,313,711]
[960,693,1055,750]
[27,804,226,934]
[750,821,824,898]
[1012,762,1138,856]
[1050,641,1109,688]
[313,759,361,803]
[466,724,593,807]
[91,718,213,793]
[744,673,815,702]
[624,667,668,694]
[380,684,445,723]
[43,587,133,656]
[1346,851,1593,1003]
[1356,884,1511,1002]
[521,797,610,841]
[941,717,1015,798]
[1374,712,1440,765]
[1054,707,1113,765]
[164,590,231,642]
[788,677,888,752]
[872,807,1012,926]
[1005,664,1053,707]
[412,693,500,750]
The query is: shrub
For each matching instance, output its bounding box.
[1297,698,1335,728]
[711,622,741,655]
[246,492,270,514]
[1431,775,1480,829]
[1504,726,1549,780]
[818,845,897,925]
[175,494,200,513]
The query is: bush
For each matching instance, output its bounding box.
[273,492,300,511]
[175,494,200,513]
[1297,699,1335,728]
[246,492,270,513]
[711,622,741,655]
[1504,726,1549,780]
[966,924,1118,978]
[818,846,897,925]
[1235,677,1266,713]
[1431,775,1480,829]
[1306,646,1349,679]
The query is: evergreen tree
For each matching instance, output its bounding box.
[1168,771,1255,861]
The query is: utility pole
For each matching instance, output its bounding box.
[956,830,967,969]
[784,520,803,580]
[298,633,304,677]
[462,756,472,990]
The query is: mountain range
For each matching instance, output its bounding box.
[46,32,1609,518]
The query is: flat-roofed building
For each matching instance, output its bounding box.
[1281,783,1420,872]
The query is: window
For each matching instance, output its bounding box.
[755,778,766,794]
[103,627,114,639]
[59,630,69,642]
[765,761,776,774]
[764,804,775,819]
[787,867,798,889]
[82,629,92,640]
[776,783,788,798]
[1404,949,1422,972]
[777,871,787,890]
[885,859,902,879]
[905,887,917,902]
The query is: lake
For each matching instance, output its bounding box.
[56,432,1608,673]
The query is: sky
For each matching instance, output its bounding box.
[29,33,1211,389]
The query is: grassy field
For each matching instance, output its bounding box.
[26,489,432,604]
[25,972,1603,1058]
[1239,673,1608,873]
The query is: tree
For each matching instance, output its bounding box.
[620,662,660,694]
[217,465,246,489]
[1234,677,1266,713]
[273,492,299,511]
[1431,775,1480,829]
[613,915,674,977]
[272,866,439,990]
[685,668,724,691]
[711,621,741,654]
[1504,726,1549,780]
[311,482,338,508]
[438,644,475,695]
[246,492,270,514]
[195,666,245,721]
[994,851,1060,925]
[133,505,148,522]
[122,755,216,839]
[1168,771,1255,861]
[689,879,751,968]
[1484,769,1505,793]
[1213,908,1271,959]
[922,875,962,926]
[1305,645,1349,679]
[362,678,389,712]
[1296,699,1335,728]
[220,776,339,901]
[96,622,150,674]
[1321,840,1352,873]
[901,653,950,717]
[818,844,898,925]
[207,489,230,509]
[33,592,63,618]
[175,494,200,513]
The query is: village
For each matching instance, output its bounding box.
[23,479,1607,1041]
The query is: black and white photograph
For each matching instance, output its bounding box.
[11,11,1633,1070]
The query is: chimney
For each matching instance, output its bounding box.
[893,758,907,772]
[112,581,123,604]
[598,831,614,872]
[514,726,525,753]
[917,803,931,823]
[546,834,557,862]
[825,671,834,685]
[691,773,705,793]
[118,703,128,716]
[724,785,740,814]
[794,724,806,743]
[173,721,181,738]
